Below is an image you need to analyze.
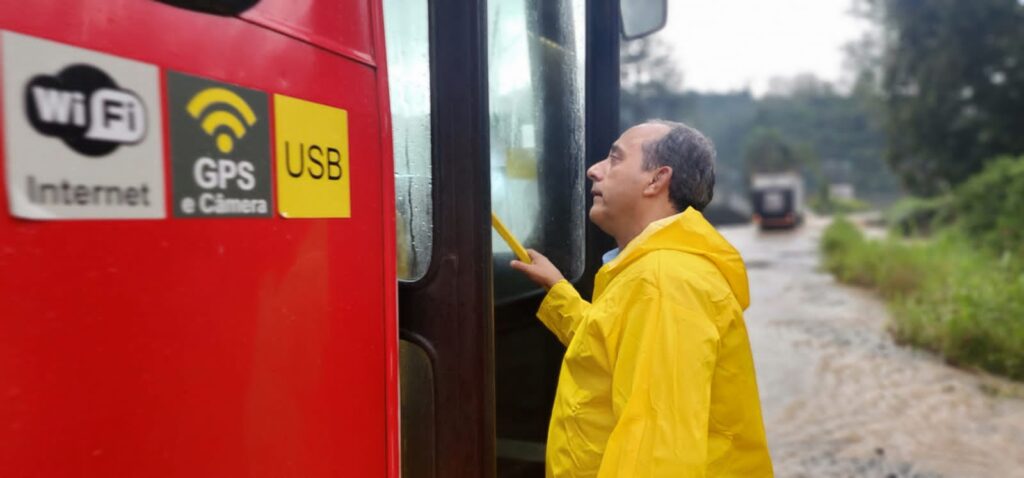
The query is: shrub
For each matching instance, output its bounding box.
[821,218,875,285]
[890,243,1024,380]
[956,155,1024,258]
[885,195,955,237]
[821,220,1024,381]
[822,156,1024,381]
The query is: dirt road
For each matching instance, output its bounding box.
[721,217,1024,478]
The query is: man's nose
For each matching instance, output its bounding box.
[587,160,605,181]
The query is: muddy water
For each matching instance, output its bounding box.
[720,217,1024,478]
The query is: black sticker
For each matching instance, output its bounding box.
[167,71,272,218]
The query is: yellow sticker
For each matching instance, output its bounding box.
[274,94,351,218]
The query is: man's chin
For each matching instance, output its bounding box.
[588,207,611,233]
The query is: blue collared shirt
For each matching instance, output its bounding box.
[601,247,620,265]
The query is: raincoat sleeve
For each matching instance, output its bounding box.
[598,284,721,478]
[536,279,592,346]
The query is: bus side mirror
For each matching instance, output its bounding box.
[620,0,668,40]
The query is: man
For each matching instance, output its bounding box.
[511,121,773,477]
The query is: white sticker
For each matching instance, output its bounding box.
[2,31,165,219]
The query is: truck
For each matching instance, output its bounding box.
[750,172,805,229]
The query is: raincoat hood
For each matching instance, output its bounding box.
[599,207,750,309]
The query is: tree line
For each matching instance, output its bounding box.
[622,0,1024,202]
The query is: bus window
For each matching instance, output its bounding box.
[385,0,433,281]
[488,0,587,301]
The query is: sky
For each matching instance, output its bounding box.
[655,0,870,95]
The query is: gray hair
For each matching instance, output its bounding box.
[641,120,716,212]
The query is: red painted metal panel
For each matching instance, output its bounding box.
[0,1,397,476]
[367,0,400,474]
[242,0,376,67]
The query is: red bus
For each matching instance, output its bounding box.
[0,0,663,476]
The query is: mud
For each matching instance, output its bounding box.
[721,217,1024,478]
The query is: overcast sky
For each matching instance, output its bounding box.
[655,0,869,95]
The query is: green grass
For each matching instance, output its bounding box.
[821,218,1024,380]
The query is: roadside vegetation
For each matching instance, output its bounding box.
[820,0,1024,381]
[822,156,1024,381]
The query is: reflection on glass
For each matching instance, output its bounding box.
[385,0,433,281]
[488,0,587,301]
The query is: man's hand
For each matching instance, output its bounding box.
[510,249,565,290]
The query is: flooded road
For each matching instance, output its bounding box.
[721,217,1024,478]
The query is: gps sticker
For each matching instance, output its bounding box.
[167,71,272,218]
[1,31,165,219]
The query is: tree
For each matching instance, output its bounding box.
[619,37,690,128]
[863,0,1024,195]
[620,36,683,96]
[742,127,816,176]
[765,74,836,98]
[756,73,899,199]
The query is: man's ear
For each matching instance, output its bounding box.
[643,166,673,196]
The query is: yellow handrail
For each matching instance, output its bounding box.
[491,211,532,264]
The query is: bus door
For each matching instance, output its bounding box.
[0,1,398,476]
[385,0,621,476]
[385,0,662,476]
[384,0,494,476]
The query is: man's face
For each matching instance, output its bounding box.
[587,123,669,235]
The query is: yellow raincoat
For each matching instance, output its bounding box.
[537,208,773,477]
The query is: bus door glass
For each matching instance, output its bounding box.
[488,0,587,301]
[385,0,433,281]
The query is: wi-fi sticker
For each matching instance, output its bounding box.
[187,87,257,154]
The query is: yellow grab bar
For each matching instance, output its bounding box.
[491,211,532,264]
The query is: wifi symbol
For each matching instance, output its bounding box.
[186,87,257,154]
